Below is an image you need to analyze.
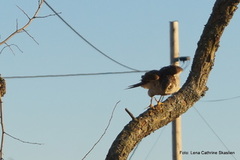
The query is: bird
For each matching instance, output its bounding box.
[128,65,183,107]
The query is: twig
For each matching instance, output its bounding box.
[4,132,44,145]
[81,101,120,160]
[23,29,39,45]
[35,12,62,18]
[125,108,137,121]
[4,43,15,55]
[16,19,19,31]
[0,43,23,54]
[16,5,31,20]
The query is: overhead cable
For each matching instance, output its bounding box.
[193,107,237,160]
[201,95,240,102]
[44,1,139,71]
[144,127,166,160]
[3,70,146,79]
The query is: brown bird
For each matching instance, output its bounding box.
[128,65,183,107]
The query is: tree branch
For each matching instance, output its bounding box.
[4,132,43,145]
[0,77,6,159]
[0,99,4,160]
[0,0,45,46]
[105,0,240,159]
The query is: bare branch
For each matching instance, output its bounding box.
[35,12,62,18]
[12,44,23,53]
[0,0,45,46]
[0,43,23,55]
[16,19,18,31]
[16,5,31,20]
[4,132,44,145]
[4,43,15,55]
[125,108,136,121]
[0,77,6,159]
[81,101,120,160]
[23,29,39,45]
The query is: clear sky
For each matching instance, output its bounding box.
[0,0,240,160]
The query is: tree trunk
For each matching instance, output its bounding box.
[106,0,240,159]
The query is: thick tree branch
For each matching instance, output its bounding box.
[106,0,240,159]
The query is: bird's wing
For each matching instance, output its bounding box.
[141,70,160,82]
[127,70,160,89]
[158,65,183,76]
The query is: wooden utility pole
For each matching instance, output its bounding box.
[170,21,182,160]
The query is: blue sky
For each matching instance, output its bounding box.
[0,0,240,160]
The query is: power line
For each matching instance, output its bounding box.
[128,142,141,160]
[3,59,190,80]
[193,107,237,160]
[44,1,139,71]
[3,70,146,79]
[4,71,240,103]
[144,127,166,160]
[201,96,240,102]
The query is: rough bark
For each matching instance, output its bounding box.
[106,0,240,160]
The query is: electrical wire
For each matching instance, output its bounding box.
[4,63,240,104]
[44,1,139,71]
[3,59,191,80]
[193,107,237,160]
[3,70,146,79]
[201,95,240,102]
[144,127,166,160]
[4,71,240,104]
[128,141,141,160]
